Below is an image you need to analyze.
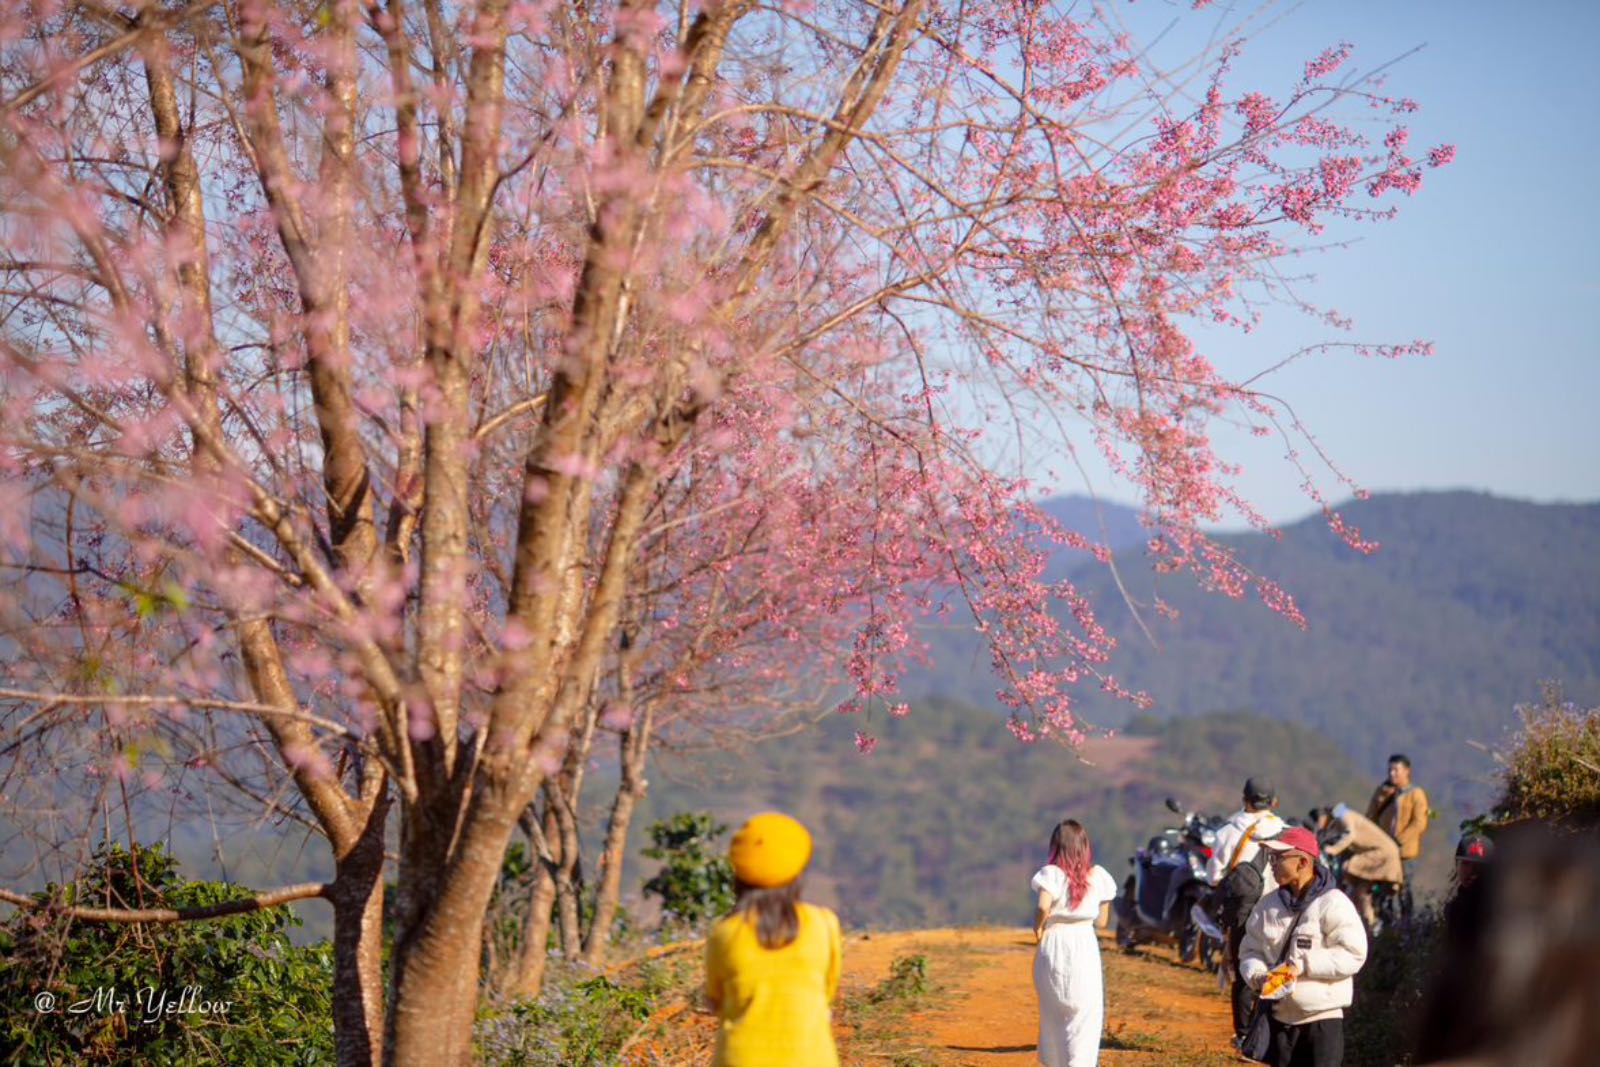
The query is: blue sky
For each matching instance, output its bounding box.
[1017,0,1600,525]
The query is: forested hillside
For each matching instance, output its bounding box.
[627,702,1371,929]
[909,492,1600,813]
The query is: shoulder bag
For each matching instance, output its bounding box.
[1238,900,1312,1063]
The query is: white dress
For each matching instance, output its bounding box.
[1031,863,1118,1067]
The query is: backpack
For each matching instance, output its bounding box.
[1217,820,1270,932]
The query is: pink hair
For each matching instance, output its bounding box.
[1048,819,1093,908]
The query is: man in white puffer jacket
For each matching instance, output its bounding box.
[1239,827,1369,1067]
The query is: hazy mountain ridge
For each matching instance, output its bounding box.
[620,491,1593,927]
[910,490,1600,812]
[632,703,1375,929]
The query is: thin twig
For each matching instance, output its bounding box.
[0,882,330,923]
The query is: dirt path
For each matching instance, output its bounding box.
[837,926,1237,1065]
[622,925,1237,1064]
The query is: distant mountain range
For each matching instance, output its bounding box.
[624,491,1596,928]
[1035,494,1149,568]
[906,490,1600,813]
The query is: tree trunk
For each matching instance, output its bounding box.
[502,802,560,1001]
[507,857,558,1001]
[330,797,389,1067]
[578,781,639,967]
[555,871,581,961]
[385,785,520,1067]
[581,703,653,967]
[550,778,583,959]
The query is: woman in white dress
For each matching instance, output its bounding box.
[1031,819,1119,1067]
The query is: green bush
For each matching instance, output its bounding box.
[640,812,735,930]
[1497,683,1600,828]
[1344,909,1442,1066]
[0,842,334,1066]
[869,954,930,1004]
[475,961,677,1066]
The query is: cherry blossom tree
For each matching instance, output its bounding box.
[0,0,1450,1062]
[501,423,964,995]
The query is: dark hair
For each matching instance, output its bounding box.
[732,878,802,950]
[1388,753,1411,767]
[1047,820,1093,909]
[1310,807,1331,824]
[1243,776,1276,808]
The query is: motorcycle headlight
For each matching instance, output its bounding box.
[1201,828,1217,846]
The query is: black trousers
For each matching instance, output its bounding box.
[1227,926,1252,1036]
[1268,1016,1345,1067]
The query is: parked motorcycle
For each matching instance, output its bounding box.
[1114,797,1225,968]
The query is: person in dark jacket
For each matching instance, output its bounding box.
[1415,826,1600,1066]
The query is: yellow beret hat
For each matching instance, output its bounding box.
[728,812,812,888]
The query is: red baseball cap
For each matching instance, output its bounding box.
[1261,827,1321,858]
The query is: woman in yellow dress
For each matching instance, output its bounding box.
[704,812,842,1066]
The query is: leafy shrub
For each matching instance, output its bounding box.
[641,812,735,930]
[835,952,935,1062]
[1497,683,1600,828]
[475,961,677,1066]
[869,954,930,1004]
[1344,908,1442,1066]
[0,842,334,1066]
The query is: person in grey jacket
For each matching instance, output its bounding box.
[1239,827,1369,1067]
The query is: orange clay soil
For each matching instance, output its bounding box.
[622,926,1239,1065]
[837,926,1237,1065]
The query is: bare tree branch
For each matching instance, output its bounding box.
[0,882,330,923]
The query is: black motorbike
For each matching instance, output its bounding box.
[1113,797,1225,967]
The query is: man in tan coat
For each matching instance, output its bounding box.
[1314,804,1403,928]
[1365,753,1429,919]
